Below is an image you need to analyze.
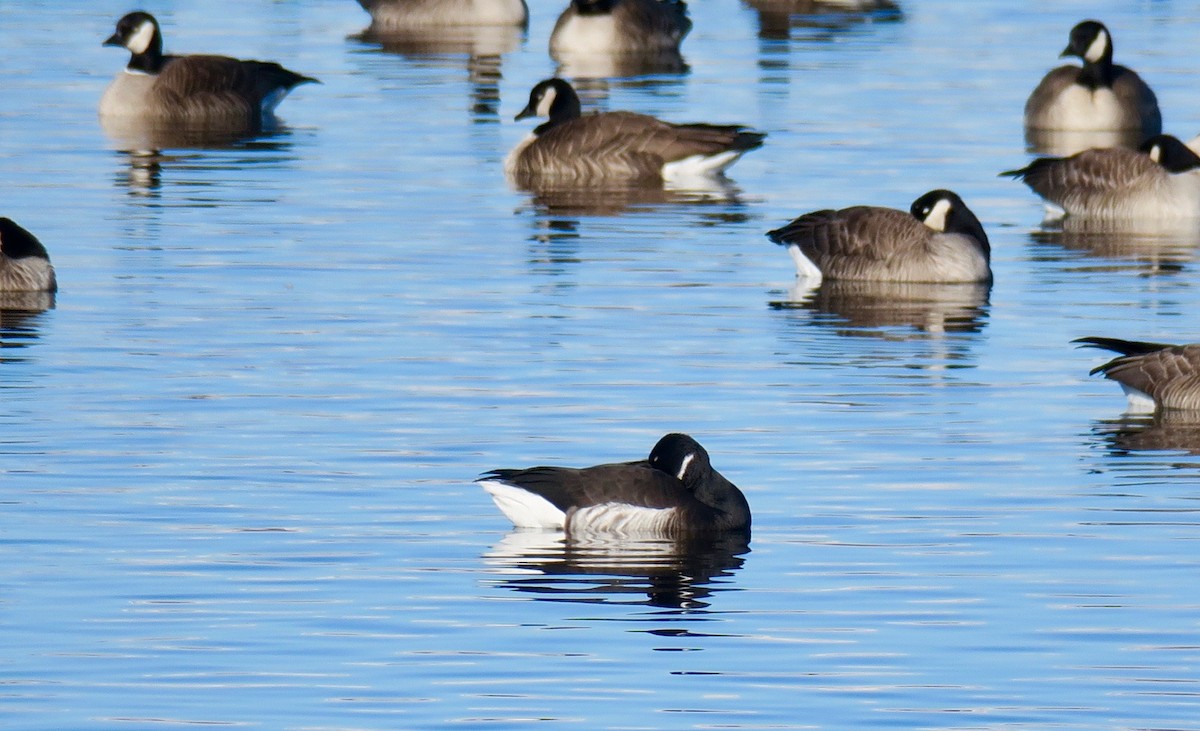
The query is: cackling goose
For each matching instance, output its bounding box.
[1024,20,1160,138]
[100,11,317,130]
[1075,337,1200,412]
[1003,134,1200,220]
[550,0,691,56]
[766,190,992,284]
[478,433,751,537]
[506,78,765,183]
[0,219,57,293]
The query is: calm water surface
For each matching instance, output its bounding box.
[4,0,1200,728]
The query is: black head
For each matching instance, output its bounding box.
[1061,20,1112,65]
[910,189,990,254]
[104,11,163,71]
[1140,135,1200,174]
[515,78,582,132]
[0,218,51,262]
[647,433,711,488]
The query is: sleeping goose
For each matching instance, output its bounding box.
[1024,20,1160,138]
[99,11,317,131]
[0,219,57,293]
[1075,337,1200,413]
[506,77,765,184]
[550,0,691,56]
[356,0,528,29]
[478,433,751,537]
[1003,134,1200,220]
[766,190,992,284]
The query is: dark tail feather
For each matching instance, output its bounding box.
[1072,336,1175,356]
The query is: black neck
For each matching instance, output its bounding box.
[0,219,50,261]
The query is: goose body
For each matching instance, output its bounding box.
[357,0,528,29]
[1076,337,1200,412]
[506,78,765,184]
[1024,20,1160,136]
[100,12,317,130]
[1003,135,1200,220]
[478,433,751,538]
[550,0,691,55]
[0,219,57,293]
[766,190,992,284]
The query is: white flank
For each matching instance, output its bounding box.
[551,14,619,55]
[662,151,741,181]
[1119,384,1158,414]
[921,197,953,232]
[787,244,824,283]
[1083,29,1109,64]
[126,19,156,55]
[480,480,566,529]
[567,503,677,536]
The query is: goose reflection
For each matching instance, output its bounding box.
[744,0,902,41]
[352,26,521,119]
[517,177,747,217]
[1092,413,1200,456]
[770,279,991,337]
[1029,221,1198,275]
[110,135,298,202]
[553,48,689,80]
[483,530,749,610]
[1,294,54,363]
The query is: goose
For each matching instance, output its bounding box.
[766,190,992,284]
[1003,135,1200,220]
[506,78,765,183]
[550,0,691,56]
[478,433,751,537]
[100,11,317,130]
[1024,20,1160,137]
[1075,337,1200,412]
[0,219,57,293]
[356,0,528,29]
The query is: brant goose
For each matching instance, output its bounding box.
[766,190,992,284]
[478,433,751,537]
[1003,135,1200,220]
[1076,337,1200,412]
[100,11,317,130]
[1024,20,1160,137]
[0,219,56,293]
[506,77,765,184]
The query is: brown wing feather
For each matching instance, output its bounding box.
[769,206,927,265]
[1008,147,1163,201]
[1099,344,1200,410]
[521,111,755,180]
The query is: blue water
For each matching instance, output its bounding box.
[4,0,1200,728]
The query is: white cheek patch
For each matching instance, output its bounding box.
[1148,144,1163,164]
[675,453,695,481]
[126,19,156,55]
[1083,29,1108,64]
[535,87,558,117]
[922,198,953,232]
